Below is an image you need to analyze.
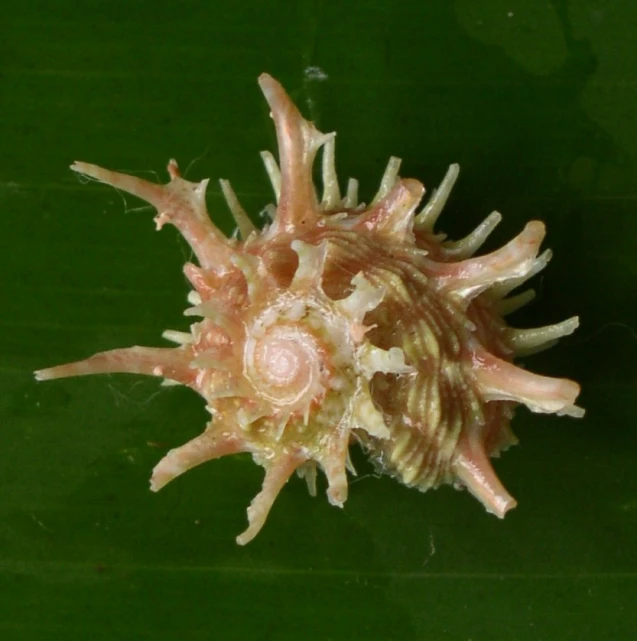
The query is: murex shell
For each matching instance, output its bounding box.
[36,74,584,545]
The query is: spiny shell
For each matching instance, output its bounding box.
[35,73,584,544]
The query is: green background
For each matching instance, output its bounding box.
[2,1,636,639]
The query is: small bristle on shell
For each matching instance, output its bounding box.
[35,73,583,544]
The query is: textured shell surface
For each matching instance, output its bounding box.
[35,73,584,545]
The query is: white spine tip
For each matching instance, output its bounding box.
[371,156,402,205]
[415,163,460,230]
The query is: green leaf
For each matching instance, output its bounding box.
[2,1,636,639]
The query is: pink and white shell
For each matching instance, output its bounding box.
[35,74,583,544]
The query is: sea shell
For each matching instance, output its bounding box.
[35,73,584,544]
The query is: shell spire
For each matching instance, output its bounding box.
[35,73,583,544]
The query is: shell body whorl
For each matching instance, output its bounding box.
[35,74,583,544]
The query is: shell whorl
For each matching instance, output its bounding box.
[35,73,583,544]
[246,322,324,406]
